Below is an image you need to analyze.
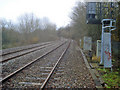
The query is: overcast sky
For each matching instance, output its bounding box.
[0,0,82,28]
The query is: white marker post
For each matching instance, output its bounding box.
[83,36,92,51]
[96,40,101,57]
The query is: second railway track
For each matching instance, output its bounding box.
[1,41,52,56]
[1,41,57,63]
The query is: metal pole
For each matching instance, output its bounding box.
[100,24,104,65]
[109,24,112,71]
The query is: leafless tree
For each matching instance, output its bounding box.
[18,13,40,33]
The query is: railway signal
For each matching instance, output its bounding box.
[86,2,117,69]
[86,2,101,24]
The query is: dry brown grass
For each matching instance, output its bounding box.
[92,56,101,62]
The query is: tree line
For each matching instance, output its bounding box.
[0,13,58,49]
[59,2,120,41]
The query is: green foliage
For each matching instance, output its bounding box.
[97,68,120,88]
[103,72,120,88]
[97,68,109,73]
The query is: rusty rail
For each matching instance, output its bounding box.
[41,41,71,89]
[1,42,52,56]
[1,41,67,83]
[1,43,53,63]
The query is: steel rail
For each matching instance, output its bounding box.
[0,43,54,63]
[0,41,67,84]
[1,42,52,56]
[40,41,71,89]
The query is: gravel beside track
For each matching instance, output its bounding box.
[1,41,53,56]
[2,40,65,78]
[2,41,69,88]
[46,40,95,88]
[1,43,53,63]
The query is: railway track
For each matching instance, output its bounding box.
[1,41,66,79]
[1,40,70,88]
[1,41,52,56]
[2,40,97,88]
[41,41,70,89]
[1,41,56,63]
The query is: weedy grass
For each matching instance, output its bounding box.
[85,52,120,88]
[97,68,120,88]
